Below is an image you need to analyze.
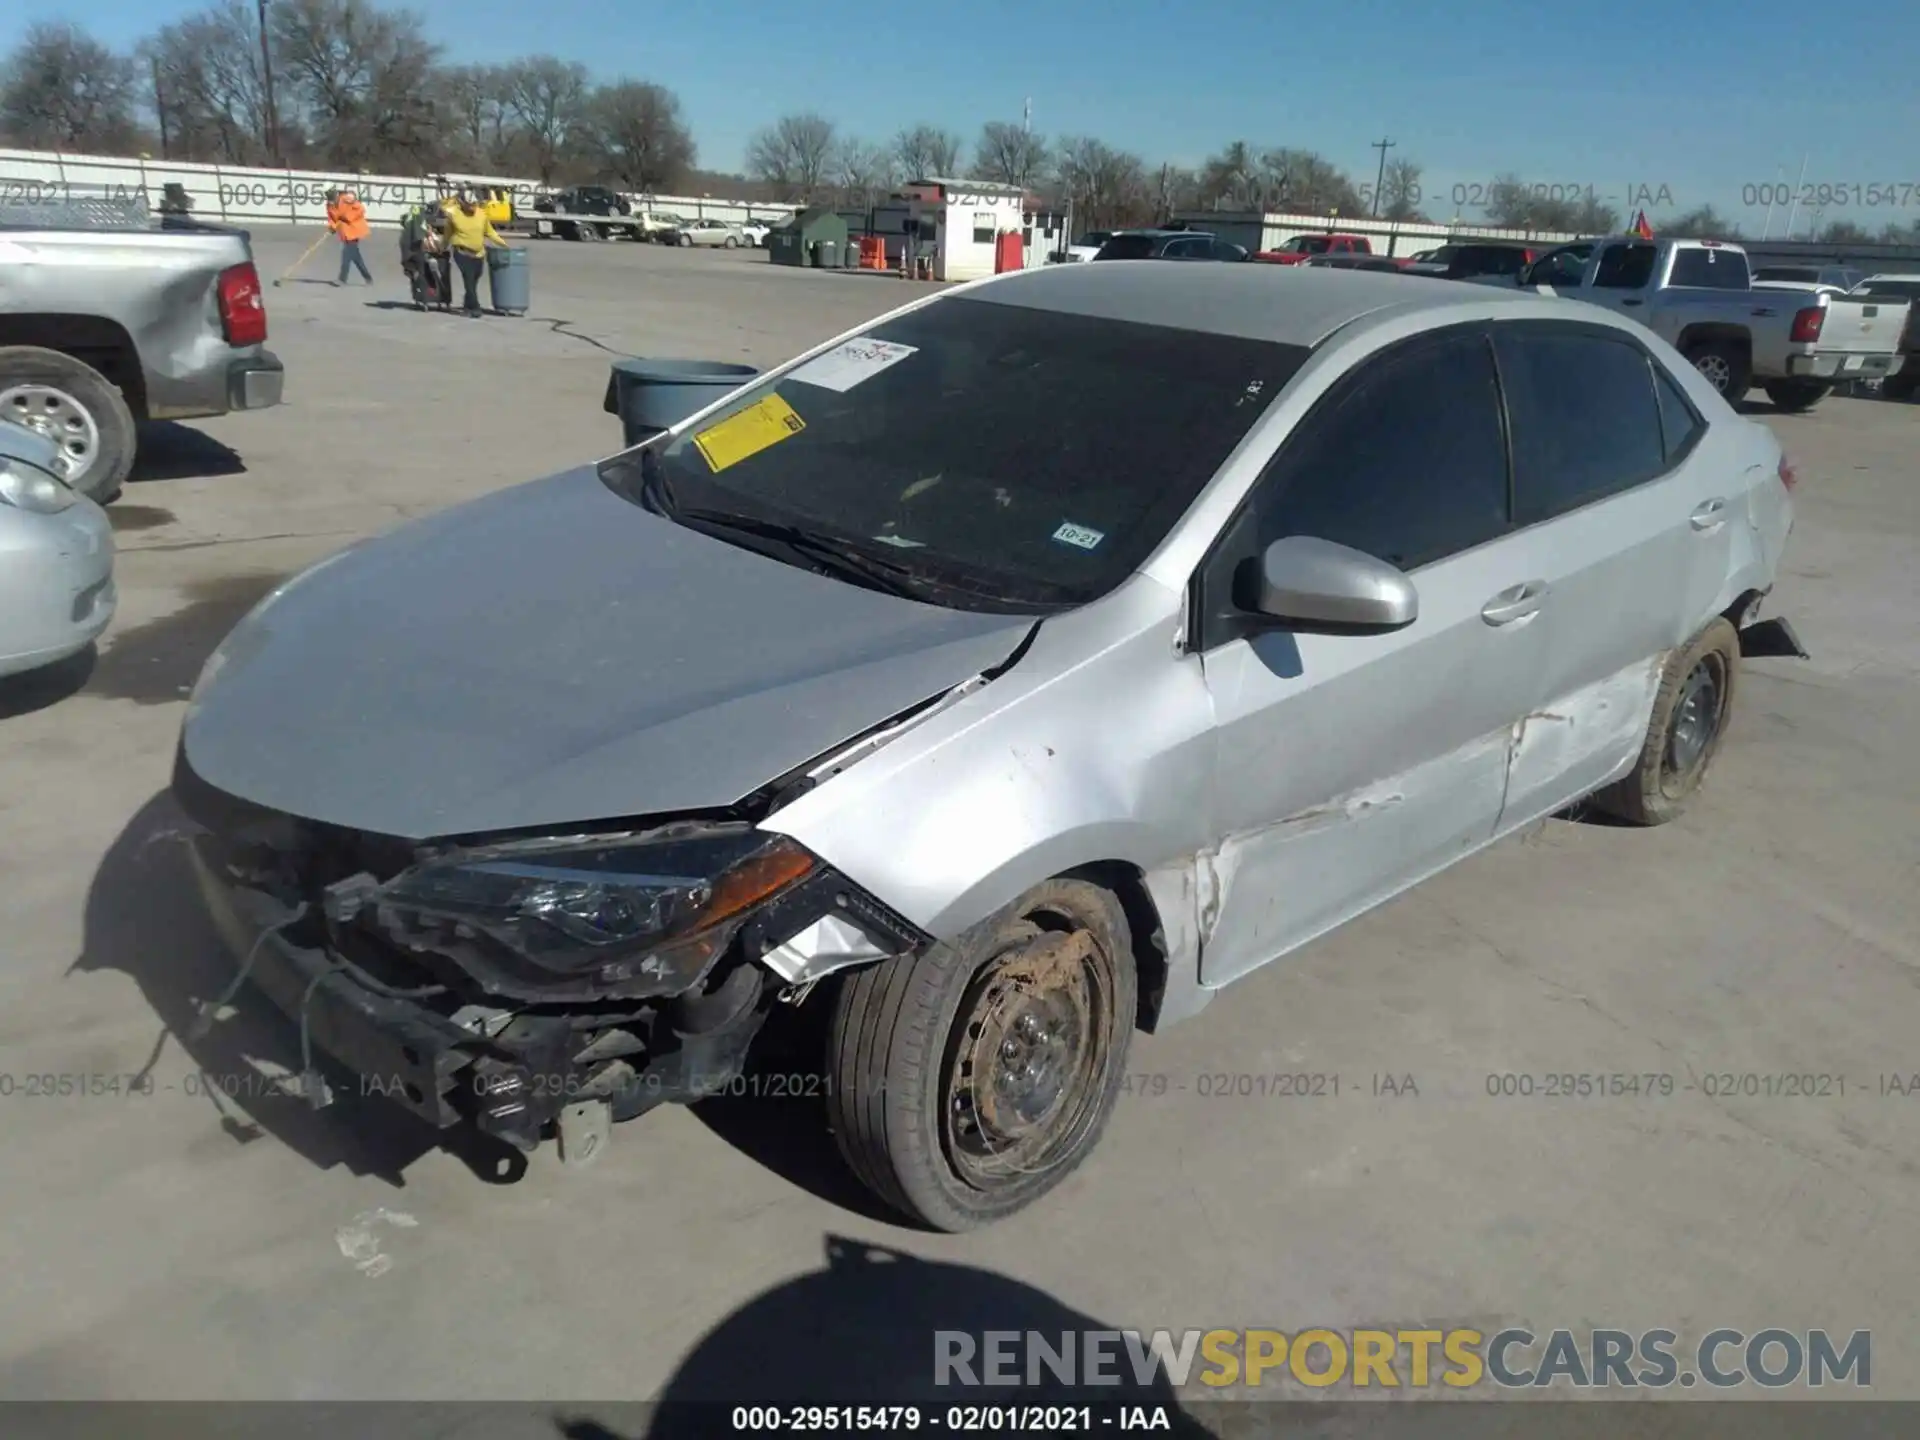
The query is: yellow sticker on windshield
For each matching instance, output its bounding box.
[692,392,806,473]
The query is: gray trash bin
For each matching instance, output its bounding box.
[487,246,530,314]
[603,359,761,447]
[813,239,841,269]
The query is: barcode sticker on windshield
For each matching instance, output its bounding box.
[1052,522,1106,551]
[787,339,918,392]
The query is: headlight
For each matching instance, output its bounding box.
[376,827,815,989]
[0,461,79,514]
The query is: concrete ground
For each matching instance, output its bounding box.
[1,226,1917,1412]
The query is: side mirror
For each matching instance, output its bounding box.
[1236,535,1418,633]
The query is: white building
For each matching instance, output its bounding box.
[899,177,1030,281]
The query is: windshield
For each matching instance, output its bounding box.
[608,295,1311,611]
[1668,247,1750,289]
[1285,236,1331,254]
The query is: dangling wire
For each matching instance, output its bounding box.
[188,902,309,1042]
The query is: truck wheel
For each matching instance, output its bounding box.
[1590,617,1740,826]
[1763,379,1829,412]
[1681,340,1751,400]
[0,346,137,503]
[826,877,1137,1232]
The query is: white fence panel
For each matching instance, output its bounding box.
[1,147,797,231]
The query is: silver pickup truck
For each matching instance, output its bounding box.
[1513,237,1908,412]
[0,195,284,502]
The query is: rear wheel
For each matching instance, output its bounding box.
[1590,617,1740,826]
[1763,379,1829,412]
[826,878,1137,1232]
[1682,339,1751,401]
[678,232,693,247]
[0,345,137,503]
[723,234,739,248]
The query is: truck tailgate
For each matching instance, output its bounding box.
[1816,297,1912,356]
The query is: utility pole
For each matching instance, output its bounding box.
[1023,97,1031,135]
[152,55,171,159]
[257,0,281,165]
[1369,136,1395,218]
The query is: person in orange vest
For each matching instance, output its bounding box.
[330,186,373,286]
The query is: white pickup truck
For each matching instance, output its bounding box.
[1514,237,1909,411]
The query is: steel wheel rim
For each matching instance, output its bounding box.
[942,921,1115,1190]
[1694,354,1732,393]
[0,383,99,484]
[1665,653,1726,779]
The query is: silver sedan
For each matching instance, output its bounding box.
[175,264,1799,1230]
[671,218,747,248]
[0,420,116,679]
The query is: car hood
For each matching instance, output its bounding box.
[181,466,1036,840]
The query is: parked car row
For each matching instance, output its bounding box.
[528,187,777,247]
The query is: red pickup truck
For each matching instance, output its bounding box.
[1252,233,1374,265]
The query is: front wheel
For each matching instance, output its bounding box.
[723,235,739,248]
[678,233,693,247]
[1764,379,1830,412]
[826,878,1137,1232]
[1590,618,1740,825]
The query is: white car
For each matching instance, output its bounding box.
[740,222,771,247]
[0,420,116,679]
[672,218,748,248]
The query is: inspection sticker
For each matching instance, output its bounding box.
[693,393,806,473]
[786,339,918,393]
[1052,522,1106,551]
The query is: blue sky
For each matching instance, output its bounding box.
[9,0,1920,227]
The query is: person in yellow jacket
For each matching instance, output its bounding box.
[437,187,508,317]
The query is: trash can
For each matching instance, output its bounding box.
[603,359,761,447]
[842,240,860,269]
[813,240,840,269]
[487,246,530,314]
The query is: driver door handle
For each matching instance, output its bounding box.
[1691,498,1728,532]
[1481,581,1547,626]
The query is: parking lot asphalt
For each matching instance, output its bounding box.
[1,226,1917,1404]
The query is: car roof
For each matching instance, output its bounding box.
[962,261,1541,347]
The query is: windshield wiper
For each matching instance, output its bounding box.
[672,505,933,601]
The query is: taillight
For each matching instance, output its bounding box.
[1789,306,1824,344]
[217,262,268,346]
[1778,453,1798,492]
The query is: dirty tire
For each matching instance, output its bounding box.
[1764,379,1829,412]
[0,345,137,503]
[1682,339,1751,401]
[1590,617,1740,826]
[826,878,1137,1232]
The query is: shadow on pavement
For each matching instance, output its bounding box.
[0,646,95,719]
[71,788,527,1185]
[552,1235,1218,1439]
[129,421,247,484]
[82,570,287,705]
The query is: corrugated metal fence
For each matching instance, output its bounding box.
[0,147,797,230]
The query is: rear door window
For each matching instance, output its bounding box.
[1653,363,1706,462]
[1593,244,1658,289]
[1495,324,1668,523]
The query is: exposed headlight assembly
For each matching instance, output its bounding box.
[375,825,815,997]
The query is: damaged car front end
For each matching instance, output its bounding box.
[177,756,929,1155]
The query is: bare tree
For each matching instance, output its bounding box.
[1376,157,1424,222]
[1663,204,1736,240]
[1054,136,1149,231]
[745,112,836,202]
[269,0,440,171]
[1819,219,1872,244]
[1151,163,1199,221]
[1567,193,1620,235]
[584,80,694,194]
[973,120,1049,190]
[145,4,273,164]
[831,137,895,206]
[435,63,515,171]
[1200,140,1262,208]
[0,21,141,151]
[499,54,589,183]
[891,122,961,181]
[1259,148,1360,215]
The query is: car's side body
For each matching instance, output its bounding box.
[0,419,116,677]
[749,272,1789,1028]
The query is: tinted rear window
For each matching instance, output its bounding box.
[1496,327,1667,523]
[1097,234,1157,260]
[1457,246,1529,275]
[1668,248,1750,289]
[635,297,1313,609]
